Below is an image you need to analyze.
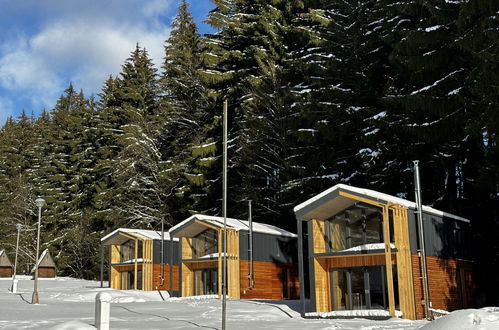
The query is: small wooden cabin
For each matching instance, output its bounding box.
[294,184,473,320]
[101,228,180,292]
[0,249,13,277]
[32,249,57,278]
[169,214,299,300]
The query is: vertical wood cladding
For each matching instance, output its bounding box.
[37,267,56,278]
[153,264,179,291]
[412,254,473,319]
[0,267,13,277]
[181,260,218,297]
[239,260,299,300]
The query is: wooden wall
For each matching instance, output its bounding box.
[0,267,12,277]
[181,260,218,297]
[412,254,474,319]
[239,260,299,300]
[38,267,56,278]
[153,264,179,291]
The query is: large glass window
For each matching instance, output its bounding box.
[192,229,218,258]
[327,204,392,252]
[194,268,218,295]
[120,240,142,263]
[330,266,398,311]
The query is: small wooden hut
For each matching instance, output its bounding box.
[32,249,57,278]
[0,249,13,277]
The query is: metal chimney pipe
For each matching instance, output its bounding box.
[414,160,431,319]
[248,200,254,289]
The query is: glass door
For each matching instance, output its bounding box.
[194,268,218,295]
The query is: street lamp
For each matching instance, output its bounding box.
[11,223,22,293]
[32,197,45,304]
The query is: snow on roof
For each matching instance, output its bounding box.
[36,249,49,267]
[100,228,179,243]
[0,249,5,257]
[294,184,469,223]
[170,214,297,238]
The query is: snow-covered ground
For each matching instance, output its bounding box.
[0,277,495,330]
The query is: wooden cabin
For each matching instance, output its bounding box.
[294,184,473,320]
[169,214,300,300]
[101,228,180,292]
[32,249,57,278]
[0,249,13,277]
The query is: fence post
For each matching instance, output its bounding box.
[95,292,112,330]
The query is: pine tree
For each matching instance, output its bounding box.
[161,0,217,219]
[109,45,165,228]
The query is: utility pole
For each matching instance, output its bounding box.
[222,99,228,330]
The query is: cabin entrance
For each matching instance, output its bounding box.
[194,268,218,295]
[329,265,396,311]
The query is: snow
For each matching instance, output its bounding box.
[0,277,428,329]
[307,309,403,318]
[410,69,464,95]
[340,243,395,252]
[419,308,499,330]
[424,25,443,32]
[101,228,179,243]
[170,214,297,238]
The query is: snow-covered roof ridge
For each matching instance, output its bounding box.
[170,214,297,238]
[294,183,470,223]
[36,249,49,267]
[100,228,179,243]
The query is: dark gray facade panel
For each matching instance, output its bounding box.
[407,210,471,260]
[153,240,180,265]
[408,210,419,253]
[238,231,297,264]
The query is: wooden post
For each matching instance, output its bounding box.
[383,206,396,317]
[134,239,138,290]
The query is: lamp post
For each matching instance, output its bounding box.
[11,223,22,293]
[32,197,45,304]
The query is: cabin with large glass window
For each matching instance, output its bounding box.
[100,228,179,292]
[169,214,299,300]
[294,184,473,320]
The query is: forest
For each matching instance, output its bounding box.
[0,0,497,305]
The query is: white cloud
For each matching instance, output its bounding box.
[0,0,175,114]
[0,96,14,126]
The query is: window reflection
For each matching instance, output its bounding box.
[192,229,218,258]
[327,203,392,252]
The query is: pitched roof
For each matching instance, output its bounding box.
[169,214,297,238]
[0,249,13,267]
[294,183,469,222]
[31,249,57,273]
[101,228,179,245]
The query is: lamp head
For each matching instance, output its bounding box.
[15,223,22,230]
[35,198,46,208]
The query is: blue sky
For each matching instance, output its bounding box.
[0,0,214,126]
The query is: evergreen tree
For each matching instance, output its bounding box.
[109,45,166,228]
[162,0,217,219]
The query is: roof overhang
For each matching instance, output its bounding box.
[169,215,222,238]
[294,184,470,223]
